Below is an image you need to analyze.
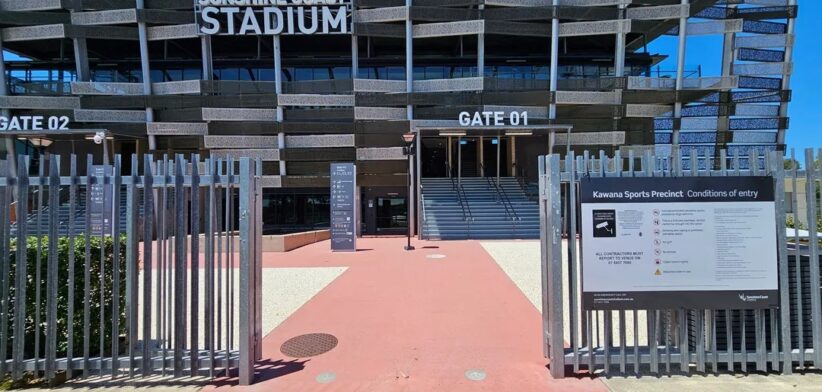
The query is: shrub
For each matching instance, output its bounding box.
[4,236,127,360]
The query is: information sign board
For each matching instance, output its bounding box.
[330,163,356,252]
[89,165,114,235]
[580,176,778,310]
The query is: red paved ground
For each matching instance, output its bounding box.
[205,237,605,391]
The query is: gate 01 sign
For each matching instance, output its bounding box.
[330,163,356,252]
[579,176,778,310]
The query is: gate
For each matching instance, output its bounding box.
[0,154,263,385]
[540,148,821,377]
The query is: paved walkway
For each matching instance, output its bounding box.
[204,237,605,392]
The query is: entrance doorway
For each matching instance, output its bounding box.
[361,187,409,236]
[420,135,513,179]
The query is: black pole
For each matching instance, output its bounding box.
[405,145,415,251]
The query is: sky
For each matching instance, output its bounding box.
[649,2,818,155]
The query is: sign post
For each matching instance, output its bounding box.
[580,176,778,310]
[330,163,357,252]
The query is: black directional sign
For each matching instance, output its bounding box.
[330,163,356,252]
[89,165,113,235]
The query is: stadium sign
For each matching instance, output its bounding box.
[196,0,352,36]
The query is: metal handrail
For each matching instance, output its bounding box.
[446,164,468,222]
[420,191,427,240]
[515,166,538,201]
[458,183,473,222]
[486,175,518,222]
[496,178,519,222]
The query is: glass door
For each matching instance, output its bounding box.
[421,137,448,177]
[375,197,408,234]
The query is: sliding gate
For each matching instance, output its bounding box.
[540,148,821,377]
[0,154,263,385]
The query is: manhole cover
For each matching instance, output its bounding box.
[315,372,336,384]
[426,254,446,260]
[465,369,487,381]
[280,333,338,358]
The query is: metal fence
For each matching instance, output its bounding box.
[539,148,821,377]
[0,153,263,385]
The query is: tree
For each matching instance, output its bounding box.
[784,158,800,170]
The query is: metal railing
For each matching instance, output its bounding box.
[539,148,821,378]
[484,171,518,223]
[0,154,264,385]
[446,163,468,223]
[420,192,428,240]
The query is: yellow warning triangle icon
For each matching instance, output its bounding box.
[655,269,662,276]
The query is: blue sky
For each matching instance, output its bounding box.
[784,1,819,154]
[649,3,818,154]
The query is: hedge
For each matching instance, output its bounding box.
[4,236,127,360]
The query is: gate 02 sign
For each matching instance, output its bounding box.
[330,163,356,252]
[579,176,778,310]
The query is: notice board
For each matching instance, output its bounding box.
[330,163,357,252]
[580,176,778,310]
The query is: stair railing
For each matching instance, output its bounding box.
[420,191,428,240]
[457,184,474,225]
[447,166,469,222]
[516,166,538,201]
[485,174,518,223]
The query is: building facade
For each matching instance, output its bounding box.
[0,0,798,236]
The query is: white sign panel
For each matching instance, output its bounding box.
[196,0,352,36]
[458,111,529,127]
[0,116,70,132]
[580,176,778,310]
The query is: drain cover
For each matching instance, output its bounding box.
[426,254,446,260]
[465,369,486,381]
[315,372,336,384]
[280,333,339,358]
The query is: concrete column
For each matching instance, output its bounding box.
[477,3,485,78]
[716,4,735,159]
[351,5,359,79]
[496,135,501,182]
[458,137,462,186]
[671,0,689,155]
[405,0,413,120]
[0,37,17,177]
[447,136,452,175]
[72,39,90,82]
[478,136,484,176]
[274,36,286,176]
[614,3,626,155]
[137,0,156,151]
[614,4,626,78]
[201,36,213,80]
[277,132,286,175]
[405,0,415,235]
[510,136,516,176]
[414,130,421,236]
[776,0,797,147]
[549,0,559,120]
[69,2,90,82]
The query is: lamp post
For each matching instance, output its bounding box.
[402,132,416,251]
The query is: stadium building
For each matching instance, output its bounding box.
[0,0,797,238]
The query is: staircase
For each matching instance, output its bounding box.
[13,188,134,236]
[421,177,540,240]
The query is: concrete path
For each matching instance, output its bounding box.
[203,237,605,391]
[35,238,822,391]
[481,240,822,392]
